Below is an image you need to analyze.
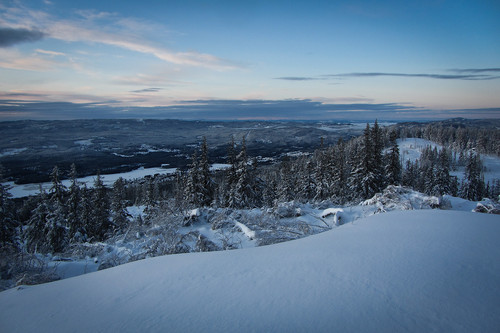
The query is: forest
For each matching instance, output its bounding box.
[1,120,499,287]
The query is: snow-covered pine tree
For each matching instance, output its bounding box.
[49,165,66,204]
[346,140,365,201]
[184,150,202,207]
[348,123,379,200]
[228,137,254,208]
[384,130,401,186]
[224,136,238,206]
[24,186,50,253]
[371,120,385,192]
[313,149,330,201]
[111,177,129,233]
[89,171,110,241]
[402,160,418,189]
[432,147,452,195]
[330,138,348,203]
[77,184,92,241]
[276,157,293,203]
[0,165,18,250]
[47,165,68,252]
[67,164,82,241]
[199,137,214,206]
[461,150,485,201]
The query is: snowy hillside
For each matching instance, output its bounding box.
[398,137,500,184]
[1,210,499,332]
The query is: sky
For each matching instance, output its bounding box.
[0,0,499,121]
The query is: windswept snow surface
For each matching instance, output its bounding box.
[1,210,499,332]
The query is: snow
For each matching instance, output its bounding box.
[398,138,442,164]
[1,210,499,332]
[4,167,178,198]
[4,163,235,198]
[74,139,93,146]
[399,137,500,185]
[188,208,201,218]
[209,163,231,171]
[234,221,256,239]
[0,147,28,157]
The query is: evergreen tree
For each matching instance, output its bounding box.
[199,137,213,206]
[224,136,238,206]
[432,147,452,195]
[347,140,365,201]
[89,171,110,241]
[67,164,84,241]
[461,150,485,201]
[184,150,201,207]
[0,165,18,250]
[384,130,401,186]
[228,137,254,208]
[330,138,348,204]
[78,184,92,240]
[24,187,50,253]
[371,120,385,191]
[349,123,380,199]
[111,177,129,232]
[49,165,66,204]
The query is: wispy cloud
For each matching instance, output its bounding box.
[449,68,500,74]
[35,49,66,56]
[0,27,45,47]
[112,73,186,87]
[130,88,162,93]
[325,72,500,80]
[273,76,325,81]
[0,3,239,71]
[275,70,500,82]
[0,48,56,71]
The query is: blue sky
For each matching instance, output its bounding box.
[0,0,499,120]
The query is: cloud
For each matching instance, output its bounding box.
[0,27,45,47]
[449,68,500,74]
[0,4,239,70]
[112,73,186,86]
[130,88,162,93]
[0,48,56,71]
[325,72,500,80]
[274,76,325,81]
[277,69,500,82]
[35,49,66,56]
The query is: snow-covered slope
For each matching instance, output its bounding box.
[1,210,499,332]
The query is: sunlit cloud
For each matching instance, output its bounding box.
[0,48,56,71]
[112,73,187,87]
[0,4,239,71]
[35,49,66,56]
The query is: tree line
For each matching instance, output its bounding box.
[1,121,499,262]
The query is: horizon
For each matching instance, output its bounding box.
[1,0,499,121]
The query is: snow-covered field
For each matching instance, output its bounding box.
[3,167,178,198]
[4,164,235,198]
[398,138,500,184]
[1,209,499,332]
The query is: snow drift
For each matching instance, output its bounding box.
[1,210,499,332]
